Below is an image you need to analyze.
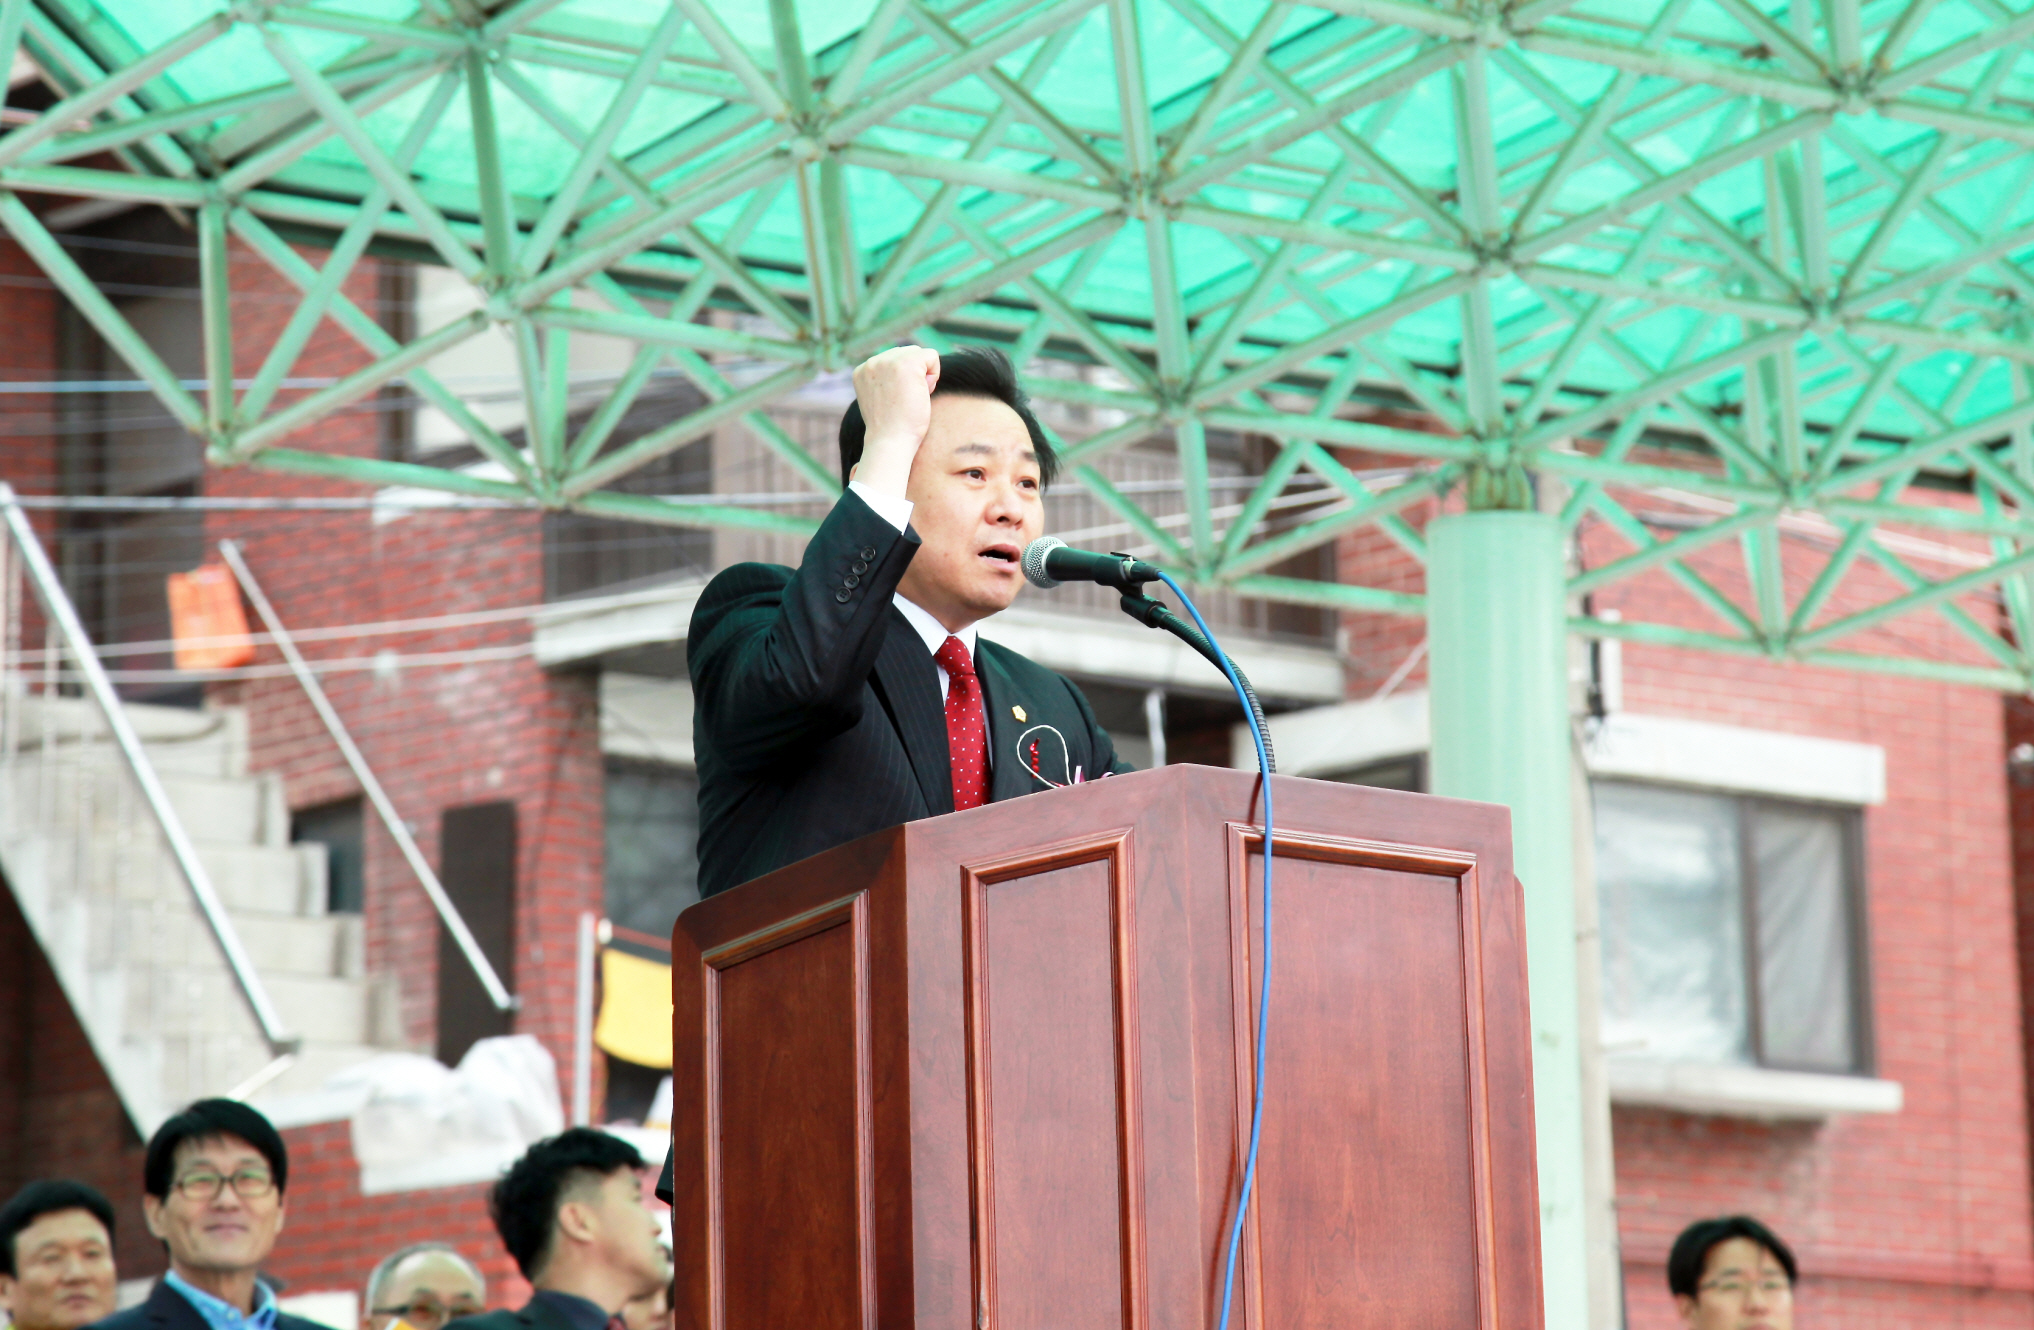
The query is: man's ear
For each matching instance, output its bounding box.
[0,1271,20,1315]
[554,1199,598,1248]
[1672,1293,1698,1326]
[143,1195,167,1241]
[272,1195,286,1237]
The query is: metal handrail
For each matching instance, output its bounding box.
[218,539,517,1013]
[0,483,301,1055]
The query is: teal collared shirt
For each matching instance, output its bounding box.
[163,1270,280,1330]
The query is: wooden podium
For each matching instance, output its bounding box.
[668,765,1543,1329]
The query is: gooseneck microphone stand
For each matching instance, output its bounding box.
[1113,580,1277,775]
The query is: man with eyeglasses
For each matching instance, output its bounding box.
[89,1099,333,1330]
[1667,1214,1796,1330]
[360,1245,486,1330]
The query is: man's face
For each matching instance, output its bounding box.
[559,1171,669,1302]
[0,1209,117,1330]
[1676,1237,1793,1330]
[363,1252,485,1330]
[893,393,1043,630]
[142,1135,286,1277]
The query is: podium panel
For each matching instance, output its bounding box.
[671,766,1542,1330]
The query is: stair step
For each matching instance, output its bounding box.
[265,974,378,1045]
[228,911,364,979]
[9,698,250,779]
[195,843,326,915]
[158,770,290,849]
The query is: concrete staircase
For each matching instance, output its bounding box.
[0,695,408,1132]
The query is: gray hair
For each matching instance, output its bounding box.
[363,1243,485,1312]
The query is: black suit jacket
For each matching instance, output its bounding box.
[90,1279,334,1330]
[442,1294,584,1330]
[689,487,1131,899]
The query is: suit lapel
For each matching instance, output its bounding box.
[869,608,954,816]
[977,642,1047,802]
[520,1296,584,1330]
[147,1281,205,1330]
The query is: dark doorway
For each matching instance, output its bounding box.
[436,800,517,1066]
[291,797,365,914]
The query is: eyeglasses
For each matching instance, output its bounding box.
[1699,1276,1792,1296]
[170,1168,276,1201]
[370,1298,485,1329]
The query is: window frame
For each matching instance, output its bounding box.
[1594,778,1877,1078]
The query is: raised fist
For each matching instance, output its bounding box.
[850,345,941,495]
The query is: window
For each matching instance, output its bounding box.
[1593,781,1869,1075]
[604,758,701,941]
[291,797,365,914]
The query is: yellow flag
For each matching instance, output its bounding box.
[594,947,673,1069]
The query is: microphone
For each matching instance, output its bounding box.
[1021,537,1163,591]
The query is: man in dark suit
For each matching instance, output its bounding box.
[89,1100,333,1330]
[688,342,1131,899]
[444,1131,668,1330]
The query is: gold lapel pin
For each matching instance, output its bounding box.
[1012,705,1027,722]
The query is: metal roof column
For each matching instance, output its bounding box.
[1428,509,1589,1326]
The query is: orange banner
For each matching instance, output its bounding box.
[167,563,255,671]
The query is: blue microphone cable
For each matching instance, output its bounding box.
[1154,572,1273,1330]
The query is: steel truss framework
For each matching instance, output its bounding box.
[4,0,2034,688]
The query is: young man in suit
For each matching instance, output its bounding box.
[444,1131,669,1330]
[0,1180,120,1330]
[89,1100,332,1330]
[687,342,1132,900]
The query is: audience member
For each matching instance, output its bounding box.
[90,1099,330,1330]
[360,1246,485,1330]
[1668,1214,1796,1329]
[615,1279,668,1330]
[0,1181,119,1330]
[446,1130,668,1330]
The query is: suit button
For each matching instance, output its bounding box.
[843,574,860,588]
[851,560,869,575]
[860,546,877,560]
[834,589,852,603]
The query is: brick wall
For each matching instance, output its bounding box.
[0,234,593,1315]
[267,1120,530,1312]
[195,243,606,1066]
[0,878,165,1283]
[1334,474,2034,1322]
[1577,486,2032,1322]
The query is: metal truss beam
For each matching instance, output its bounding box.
[0,0,2030,695]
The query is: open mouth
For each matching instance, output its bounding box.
[978,546,1019,564]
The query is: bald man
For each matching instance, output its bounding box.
[362,1245,485,1330]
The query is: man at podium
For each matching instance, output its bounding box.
[657,343,1131,1202]
[686,343,1131,899]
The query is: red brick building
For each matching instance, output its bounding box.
[5,207,2034,1330]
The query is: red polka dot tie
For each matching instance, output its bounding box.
[934,635,989,811]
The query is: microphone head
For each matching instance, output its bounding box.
[1021,536,1066,589]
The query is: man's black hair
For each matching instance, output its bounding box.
[142,1099,289,1201]
[0,1180,115,1277]
[1667,1215,1797,1297]
[837,345,1060,489]
[487,1127,646,1280]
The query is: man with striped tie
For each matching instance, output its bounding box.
[682,343,1133,905]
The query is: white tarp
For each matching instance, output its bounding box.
[338,1035,565,1195]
